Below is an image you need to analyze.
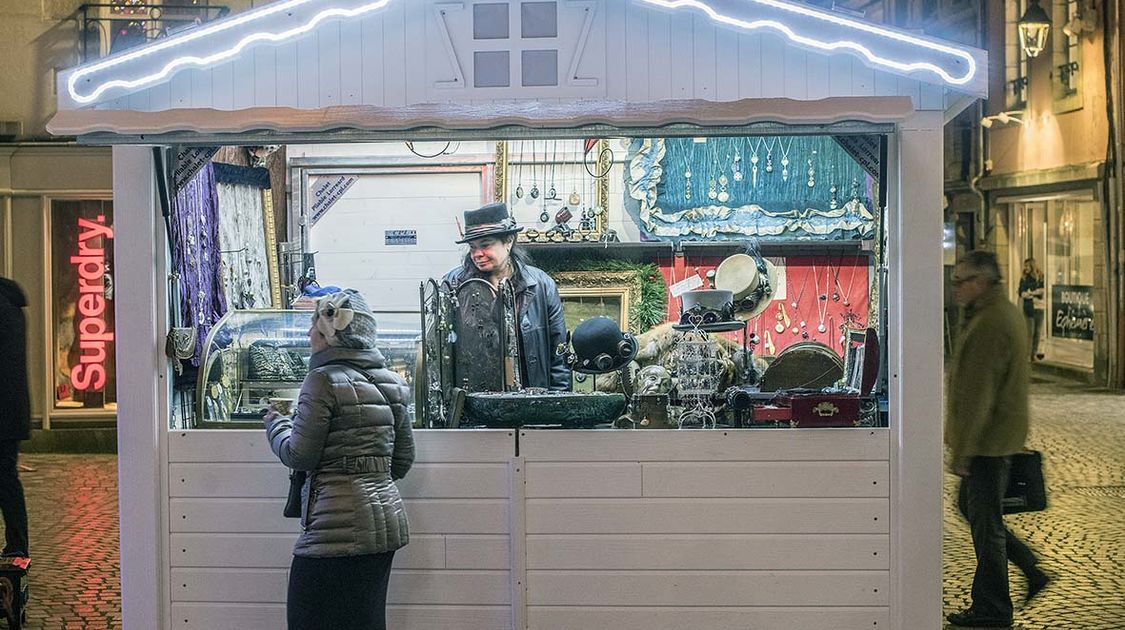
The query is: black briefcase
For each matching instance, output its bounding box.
[1003,450,1047,514]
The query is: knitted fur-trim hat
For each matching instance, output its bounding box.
[314,290,378,349]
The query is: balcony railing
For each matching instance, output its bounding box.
[77,3,230,63]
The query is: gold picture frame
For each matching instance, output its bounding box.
[261,188,283,308]
[554,271,640,333]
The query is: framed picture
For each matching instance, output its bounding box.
[554,271,640,334]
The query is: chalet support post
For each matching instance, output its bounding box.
[891,111,944,630]
[113,145,166,629]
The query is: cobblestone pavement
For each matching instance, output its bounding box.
[944,381,1125,629]
[17,454,121,630]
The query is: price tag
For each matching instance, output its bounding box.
[669,274,704,298]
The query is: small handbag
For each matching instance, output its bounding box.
[283,469,307,518]
[1003,450,1047,514]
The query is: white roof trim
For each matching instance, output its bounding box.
[59,0,986,109]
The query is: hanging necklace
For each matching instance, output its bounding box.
[806,149,817,189]
[707,141,719,201]
[830,255,842,302]
[682,140,694,203]
[717,146,730,203]
[814,264,828,333]
[547,140,558,200]
[764,137,777,174]
[828,165,838,210]
[514,141,525,200]
[528,141,540,202]
[569,142,582,206]
[749,137,763,187]
[841,254,862,307]
[779,137,793,181]
[850,176,861,204]
[732,138,744,182]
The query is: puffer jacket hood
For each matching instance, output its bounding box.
[266,347,415,558]
[0,278,27,309]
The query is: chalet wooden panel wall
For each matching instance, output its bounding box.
[167,429,519,630]
[518,429,892,630]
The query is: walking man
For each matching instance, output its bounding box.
[0,277,30,558]
[945,251,1048,627]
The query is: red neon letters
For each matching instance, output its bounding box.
[70,214,114,391]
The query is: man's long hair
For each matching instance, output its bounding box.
[459,234,534,279]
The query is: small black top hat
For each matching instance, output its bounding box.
[456,202,523,244]
[566,316,638,375]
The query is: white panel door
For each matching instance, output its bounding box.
[308,171,483,312]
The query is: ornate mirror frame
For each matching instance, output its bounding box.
[553,271,641,332]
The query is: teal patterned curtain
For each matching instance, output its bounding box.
[624,136,877,241]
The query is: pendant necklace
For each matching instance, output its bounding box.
[546,140,558,200]
[683,140,694,203]
[780,137,793,181]
[732,139,744,182]
[528,141,540,202]
[717,153,730,204]
[830,256,842,302]
[775,301,787,334]
[814,264,828,333]
[807,149,817,189]
[568,143,582,206]
[828,165,838,210]
[841,254,862,307]
[764,137,776,174]
[514,141,525,200]
[749,137,762,187]
[707,141,719,201]
[850,176,861,204]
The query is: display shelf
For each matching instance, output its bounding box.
[525,239,873,262]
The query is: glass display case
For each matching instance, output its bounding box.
[193,309,421,428]
[196,310,312,428]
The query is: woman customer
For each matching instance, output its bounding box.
[1018,257,1046,361]
[264,289,414,630]
[443,202,570,390]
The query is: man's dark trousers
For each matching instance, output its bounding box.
[957,455,1039,619]
[0,440,28,557]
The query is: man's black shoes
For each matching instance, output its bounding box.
[1025,569,1050,604]
[946,609,1013,628]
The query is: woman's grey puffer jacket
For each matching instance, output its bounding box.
[266,346,414,558]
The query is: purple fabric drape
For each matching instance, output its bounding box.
[171,163,227,366]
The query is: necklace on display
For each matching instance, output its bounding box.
[546,140,558,200]
[514,141,525,200]
[775,302,788,334]
[764,137,776,174]
[732,138,744,182]
[683,139,694,203]
[569,142,582,207]
[841,254,862,307]
[780,137,793,181]
[528,141,540,202]
[707,140,719,202]
[717,139,730,203]
[813,264,828,333]
[850,176,861,203]
[750,137,762,187]
[828,165,838,210]
[807,149,817,189]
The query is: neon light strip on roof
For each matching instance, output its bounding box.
[638,0,976,85]
[68,0,392,104]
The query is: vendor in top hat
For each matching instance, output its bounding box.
[443,202,571,391]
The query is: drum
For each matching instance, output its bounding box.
[759,341,844,392]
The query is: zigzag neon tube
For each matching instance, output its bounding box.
[67,0,393,104]
[638,0,976,85]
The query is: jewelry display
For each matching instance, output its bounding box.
[528,141,540,201]
[546,141,558,201]
[749,137,762,187]
[514,141,525,200]
[732,139,744,182]
[775,302,785,333]
[829,166,839,210]
[780,137,793,181]
[673,327,722,429]
[807,149,817,188]
[850,176,861,203]
[718,169,730,204]
[764,137,776,174]
[813,265,828,333]
[707,141,719,201]
[683,140,694,203]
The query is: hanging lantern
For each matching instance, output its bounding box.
[1018,0,1052,58]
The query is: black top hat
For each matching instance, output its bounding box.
[566,316,638,375]
[456,202,523,244]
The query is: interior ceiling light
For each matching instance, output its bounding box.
[1018,0,1052,58]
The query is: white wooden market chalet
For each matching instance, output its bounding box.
[49,2,986,630]
[49,0,986,137]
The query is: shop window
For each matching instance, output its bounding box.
[474,50,511,87]
[1051,0,1083,112]
[51,200,117,412]
[1004,0,1030,111]
[473,3,510,39]
[521,1,558,38]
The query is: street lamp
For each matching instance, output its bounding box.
[1018,0,1052,58]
